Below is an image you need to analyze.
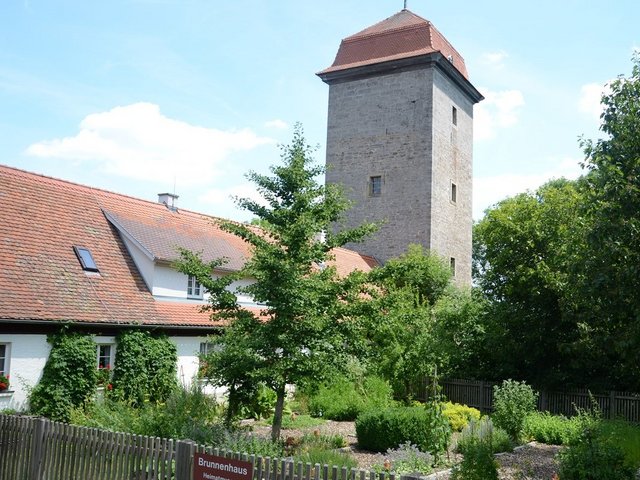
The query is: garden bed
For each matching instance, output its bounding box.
[248,420,562,479]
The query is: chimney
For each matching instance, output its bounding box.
[157,192,179,211]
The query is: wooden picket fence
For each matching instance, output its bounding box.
[0,414,402,480]
[425,378,640,422]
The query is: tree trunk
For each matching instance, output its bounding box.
[271,385,286,442]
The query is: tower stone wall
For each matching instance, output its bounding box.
[319,9,483,285]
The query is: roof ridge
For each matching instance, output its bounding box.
[0,163,229,222]
[345,9,429,40]
[342,21,430,44]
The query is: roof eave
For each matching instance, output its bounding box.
[318,52,484,104]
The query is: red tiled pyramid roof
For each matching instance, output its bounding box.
[0,165,378,328]
[319,9,468,79]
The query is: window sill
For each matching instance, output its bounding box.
[0,391,14,398]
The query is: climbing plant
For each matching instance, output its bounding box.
[111,330,177,405]
[30,330,97,422]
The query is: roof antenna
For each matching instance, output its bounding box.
[403,0,408,10]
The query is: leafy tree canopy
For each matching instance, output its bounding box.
[177,124,377,439]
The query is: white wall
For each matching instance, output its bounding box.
[171,335,226,398]
[0,333,225,412]
[120,236,155,291]
[0,334,50,411]
[153,264,191,299]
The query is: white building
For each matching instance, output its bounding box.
[0,165,377,410]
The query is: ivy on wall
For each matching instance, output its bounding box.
[30,330,97,422]
[111,330,178,406]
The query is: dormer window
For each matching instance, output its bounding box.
[73,246,99,272]
[187,275,202,299]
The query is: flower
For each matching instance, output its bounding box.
[107,383,113,391]
[0,373,9,391]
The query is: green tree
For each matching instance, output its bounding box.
[473,179,586,387]
[358,245,483,399]
[577,54,640,390]
[178,124,376,440]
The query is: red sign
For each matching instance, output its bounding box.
[193,453,254,480]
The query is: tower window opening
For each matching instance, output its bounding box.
[450,257,456,276]
[451,182,457,203]
[369,176,382,197]
[452,106,458,126]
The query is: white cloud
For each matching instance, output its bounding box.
[474,157,584,219]
[198,183,270,220]
[474,88,525,141]
[578,82,610,121]
[480,51,508,67]
[26,102,275,187]
[264,119,288,130]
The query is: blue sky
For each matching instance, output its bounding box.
[1,1,638,221]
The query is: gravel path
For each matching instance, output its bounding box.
[249,420,562,479]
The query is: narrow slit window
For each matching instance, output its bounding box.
[369,176,382,197]
[450,257,456,276]
[73,246,99,272]
[451,183,457,203]
[0,344,7,377]
[452,106,458,126]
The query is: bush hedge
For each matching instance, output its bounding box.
[307,375,394,421]
[523,411,580,445]
[356,407,445,453]
[442,402,481,431]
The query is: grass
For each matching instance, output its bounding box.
[261,414,326,429]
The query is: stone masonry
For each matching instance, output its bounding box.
[318,9,482,286]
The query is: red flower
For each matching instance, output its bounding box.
[0,382,7,390]
[107,383,113,391]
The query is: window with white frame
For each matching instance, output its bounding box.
[96,344,115,369]
[0,343,8,377]
[187,275,203,299]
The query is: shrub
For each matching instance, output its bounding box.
[450,439,498,480]
[300,432,347,449]
[373,442,434,475]
[558,406,635,480]
[456,417,513,455]
[356,406,448,455]
[423,395,452,462]
[307,375,394,421]
[294,446,357,470]
[491,379,538,441]
[523,411,580,445]
[240,383,276,420]
[598,420,640,469]
[30,331,97,422]
[442,402,481,431]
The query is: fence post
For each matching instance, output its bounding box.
[609,391,616,420]
[29,417,47,480]
[176,440,195,480]
[478,381,486,412]
[540,390,547,412]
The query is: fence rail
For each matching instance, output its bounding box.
[432,378,640,422]
[0,415,399,480]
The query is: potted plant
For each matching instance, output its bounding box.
[0,373,9,392]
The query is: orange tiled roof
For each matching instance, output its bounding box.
[319,9,468,79]
[0,165,378,328]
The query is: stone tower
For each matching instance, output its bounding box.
[318,9,483,285]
